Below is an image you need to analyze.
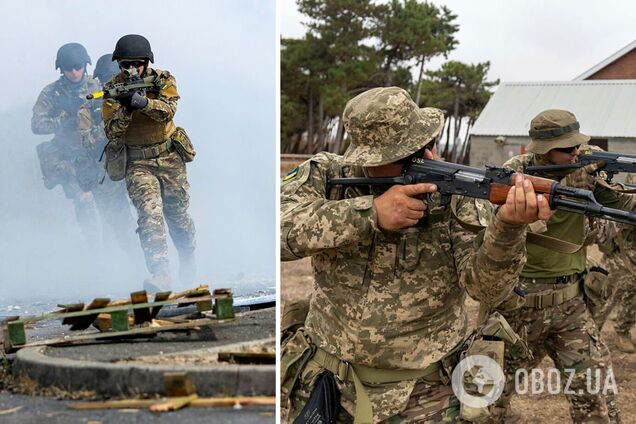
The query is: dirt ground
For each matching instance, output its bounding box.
[281,257,636,423]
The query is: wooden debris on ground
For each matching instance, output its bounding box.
[0,406,23,415]
[1,285,236,353]
[67,396,276,411]
[66,372,274,412]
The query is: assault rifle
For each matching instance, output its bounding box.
[327,158,636,225]
[525,150,636,182]
[86,68,157,100]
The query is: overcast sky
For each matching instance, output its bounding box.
[281,0,636,82]
[0,1,275,301]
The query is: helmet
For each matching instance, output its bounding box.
[526,109,590,155]
[342,87,444,166]
[112,34,154,62]
[93,54,120,83]
[55,42,91,70]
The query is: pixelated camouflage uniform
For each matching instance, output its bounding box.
[102,68,195,277]
[31,75,102,242]
[485,150,635,424]
[76,100,137,251]
[586,219,628,330]
[605,173,636,338]
[281,150,529,423]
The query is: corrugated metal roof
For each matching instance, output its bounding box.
[574,40,636,80]
[470,80,636,138]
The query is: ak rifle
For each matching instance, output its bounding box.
[327,158,636,225]
[525,150,636,182]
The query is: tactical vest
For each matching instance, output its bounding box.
[102,68,177,146]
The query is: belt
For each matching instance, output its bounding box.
[518,272,584,285]
[312,347,442,423]
[127,139,174,160]
[518,279,582,310]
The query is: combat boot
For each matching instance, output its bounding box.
[615,334,636,353]
[143,271,173,293]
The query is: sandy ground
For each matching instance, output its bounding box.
[281,257,636,423]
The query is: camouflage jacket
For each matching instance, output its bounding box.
[78,100,108,156]
[102,68,179,147]
[31,75,100,151]
[504,148,636,280]
[609,173,636,264]
[281,152,528,418]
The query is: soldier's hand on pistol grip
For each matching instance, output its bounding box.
[560,160,604,190]
[373,183,437,230]
[128,91,148,110]
[497,174,554,225]
[114,90,135,108]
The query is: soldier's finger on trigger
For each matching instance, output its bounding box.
[403,183,437,197]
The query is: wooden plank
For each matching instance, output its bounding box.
[69,298,111,331]
[214,289,234,319]
[130,291,151,324]
[13,318,228,350]
[149,394,198,412]
[189,396,276,408]
[150,291,171,318]
[67,396,276,410]
[60,304,85,325]
[68,399,159,410]
[15,296,214,325]
[2,317,19,353]
[8,321,26,348]
[168,285,209,300]
[110,310,129,332]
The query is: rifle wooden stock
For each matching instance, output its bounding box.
[488,174,556,205]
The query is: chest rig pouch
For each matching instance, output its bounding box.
[458,312,528,423]
[171,126,196,163]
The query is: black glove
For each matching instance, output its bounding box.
[115,90,135,108]
[129,91,148,110]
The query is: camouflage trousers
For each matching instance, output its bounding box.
[92,176,137,252]
[61,178,99,244]
[125,150,196,276]
[287,361,465,423]
[492,292,616,424]
[605,255,636,336]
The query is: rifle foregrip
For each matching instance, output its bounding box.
[488,174,555,205]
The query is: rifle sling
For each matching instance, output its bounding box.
[596,178,636,194]
[449,197,585,254]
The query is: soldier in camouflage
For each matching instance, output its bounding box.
[487,109,636,423]
[31,42,101,243]
[76,53,137,253]
[598,173,636,353]
[102,34,196,290]
[281,87,553,423]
